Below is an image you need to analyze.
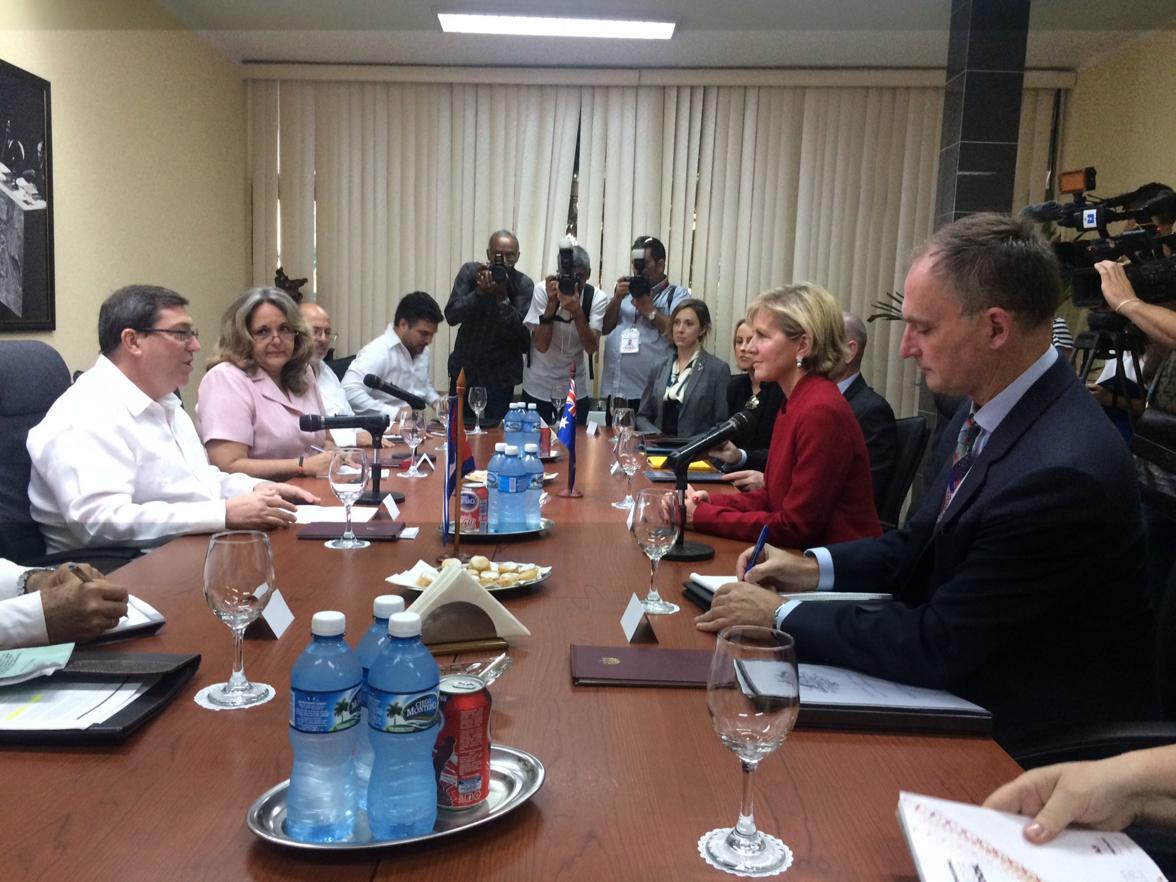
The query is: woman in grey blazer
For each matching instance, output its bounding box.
[637,298,730,437]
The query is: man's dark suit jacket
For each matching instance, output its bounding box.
[842,375,897,517]
[785,354,1156,751]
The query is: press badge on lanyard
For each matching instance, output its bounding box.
[620,326,641,354]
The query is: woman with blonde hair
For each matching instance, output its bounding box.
[197,287,333,480]
[685,282,881,545]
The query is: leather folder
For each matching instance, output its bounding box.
[297,520,405,541]
[0,650,201,745]
[644,470,731,484]
[570,644,991,735]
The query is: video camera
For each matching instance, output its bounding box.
[557,235,578,295]
[1020,168,1176,309]
[628,238,651,298]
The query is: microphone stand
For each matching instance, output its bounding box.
[351,415,404,506]
[663,461,715,562]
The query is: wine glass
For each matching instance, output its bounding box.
[399,409,428,479]
[468,386,488,435]
[612,429,641,510]
[201,531,277,708]
[433,395,451,453]
[632,488,680,614]
[550,384,567,426]
[699,627,799,876]
[327,447,370,549]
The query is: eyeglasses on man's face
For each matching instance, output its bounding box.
[136,327,200,343]
[250,325,299,343]
[309,327,338,344]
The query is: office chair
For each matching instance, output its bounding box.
[328,354,355,381]
[0,340,140,573]
[878,416,930,529]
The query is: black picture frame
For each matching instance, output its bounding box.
[0,58,52,332]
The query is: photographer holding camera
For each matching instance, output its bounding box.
[522,240,608,424]
[445,229,535,425]
[600,236,690,413]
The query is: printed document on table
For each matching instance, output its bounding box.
[0,643,74,687]
[0,677,158,730]
[294,505,378,525]
[739,661,987,715]
[688,573,889,602]
[898,791,1165,882]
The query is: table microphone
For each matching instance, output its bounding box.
[663,410,753,563]
[665,410,754,471]
[362,374,429,411]
[299,413,391,433]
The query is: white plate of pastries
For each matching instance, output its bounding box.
[387,556,552,593]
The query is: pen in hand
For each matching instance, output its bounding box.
[744,524,771,577]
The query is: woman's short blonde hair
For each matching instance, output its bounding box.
[208,287,314,394]
[747,282,848,378]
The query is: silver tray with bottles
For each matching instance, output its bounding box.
[436,517,553,542]
[246,744,544,851]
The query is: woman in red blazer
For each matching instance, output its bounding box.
[687,283,882,546]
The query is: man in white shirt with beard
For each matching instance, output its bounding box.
[27,285,315,554]
[299,300,371,447]
[342,290,443,417]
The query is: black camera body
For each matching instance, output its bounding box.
[628,245,650,297]
[1021,177,1176,310]
[557,243,577,295]
[490,253,509,285]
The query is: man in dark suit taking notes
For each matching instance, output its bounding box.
[697,213,1156,751]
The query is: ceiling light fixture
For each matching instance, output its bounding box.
[437,12,675,40]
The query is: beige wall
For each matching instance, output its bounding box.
[1062,27,1176,196]
[0,0,245,405]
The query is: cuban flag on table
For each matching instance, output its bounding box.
[557,378,577,493]
[443,395,476,541]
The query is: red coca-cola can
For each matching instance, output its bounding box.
[459,485,487,533]
[539,425,551,457]
[434,674,492,809]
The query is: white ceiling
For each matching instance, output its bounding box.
[155,0,1176,71]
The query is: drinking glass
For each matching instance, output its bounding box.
[700,627,799,876]
[327,447,370,549]
[433,395,451,453]
[399,409,428,479]
[612,429,641,510]
[551,384,567,427]
[201,531,276,708]
[468,386,488,435]
[632,488,680,614]
[611,406,635,451]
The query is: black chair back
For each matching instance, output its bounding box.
[878,415,930,528]
[328,354,355,381]
[0,341,71,562]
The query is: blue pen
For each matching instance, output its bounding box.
[746,523,771,573]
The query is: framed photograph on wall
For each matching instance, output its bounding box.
[0,58,52,332]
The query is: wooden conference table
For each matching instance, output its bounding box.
[3,427,1022,882]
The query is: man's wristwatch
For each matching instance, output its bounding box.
[16,567,52,595]
[539,314,556,325]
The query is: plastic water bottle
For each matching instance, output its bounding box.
[522,442,544,529]
[503,403,525,450]
[354,594,405,810]
[498,444,528,531]
[524,403,542,451]
[366,611,441,840]
[486,442,507,533]
[286,611,363,843]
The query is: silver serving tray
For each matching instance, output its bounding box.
[437,517,553,542]
[538,451,561,462]
[246,744,544,851]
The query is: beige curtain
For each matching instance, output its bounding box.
[577,84,944,415]
[247,76,1066,415]
[245,79,581,389]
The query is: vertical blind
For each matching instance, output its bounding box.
[246,77,1060,416]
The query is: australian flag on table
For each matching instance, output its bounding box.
[442,395,476,542]
[557,378,577,493]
